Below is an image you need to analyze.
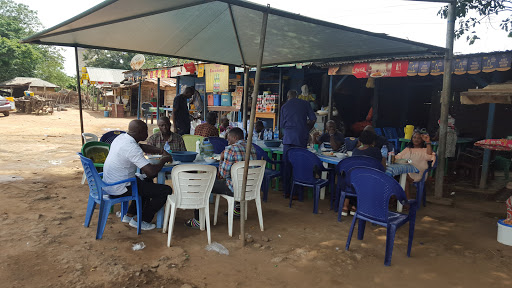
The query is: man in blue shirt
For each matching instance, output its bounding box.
[280,90,317,196]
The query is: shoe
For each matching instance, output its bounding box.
[122,215,134,223]
[129,218,156,231]
[349,207,356,216]
[224,206,241,218]
[341,209,348,217]
[184,218,201,229]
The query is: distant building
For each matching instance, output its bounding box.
[0,77,59,97]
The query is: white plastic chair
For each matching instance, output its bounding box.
[214,160,266,237]
[162,164,217,247]
[81,133,99,184]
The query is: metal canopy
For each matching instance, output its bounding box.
[23,0,444,66]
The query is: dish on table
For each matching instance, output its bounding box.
[164,160,181,167]
[322,151,335,156]
[394,159,411,164]
[147,155,162,164]
[204,157,218,164]
[334,152,348,159]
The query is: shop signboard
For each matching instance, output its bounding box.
[368,62,392,78]
[390,60,408,77]
[418,60,431,76]
[453,58,468,75]
[352,63,369,78]
[482,54,499,72]
[497,53,512,71]
[407,61,419,76]
[170,66,192,77]
[468,57,482,74]
[430,59,444,76]
[205,64,229,93]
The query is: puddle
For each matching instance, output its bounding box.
[48,160,62,165]
[0,175,24,183]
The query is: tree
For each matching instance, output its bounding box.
[439,0,512,44]
[82,49,183,70]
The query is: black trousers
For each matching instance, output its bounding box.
[194,179,234,220]
[111,177,172,223]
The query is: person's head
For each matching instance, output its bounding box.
[206,112,217,125]
[287,90,297,100]
[221,117,230,128]
[128,119,148,142]
[326,120,337,135]
[227,127,244,145]
[157,116,171,135]
[183,87,194,98]
[255,120,264,133]
[363,125,375,134]
[409,130,426,148]
[359,130,376,146]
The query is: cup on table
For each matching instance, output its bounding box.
[313,144,319,152]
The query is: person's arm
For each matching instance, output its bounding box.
[140,158,169,179]
[172,97,180,133]
[329,132,343,151]
[306,101,317,123]
[422,134,433,155]
[140,143,166,155]
[130,146,171,179]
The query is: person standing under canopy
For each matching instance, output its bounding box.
[280,90,317,196]
[147,116,186,152]
[173,87,194,135]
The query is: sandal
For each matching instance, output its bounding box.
[341,208,348,217]
[184,218,201,229]
[349,207,357,216]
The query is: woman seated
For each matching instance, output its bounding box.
[395,130,436,199]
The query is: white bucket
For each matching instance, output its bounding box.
[497,219,512,246]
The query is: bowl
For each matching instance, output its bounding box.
[204,157,217,164]
[264,140,282,148]
[171,151,198,162]
[335,152,348,159]
[147,155,162,164]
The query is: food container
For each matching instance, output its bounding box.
[213,94,221,106]
[264,140,281,148]
[204,157,217,164]
[221,92,232,106]
[171,151,198,162]
[497,219,512,246]
[147,155,162,164]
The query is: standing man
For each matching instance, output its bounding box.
[147,116,186,152]
[280,90,317,196]
[103,120,173,231]
[173,86,195,135]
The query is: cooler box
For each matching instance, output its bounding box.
[207,93,214,106]
[213,94,221,106]
[221,92,232,106]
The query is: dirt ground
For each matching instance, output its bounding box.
[1,108,511,288]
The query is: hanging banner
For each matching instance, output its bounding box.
[198,64,205,77]
[453,58,468,75]
[430,59,444,76]
[497,53,512,71]
[390,61,409,77]
[482,54,499,72]
[368,62,392,78]
[170,66,193,77]
[184,62,197,73]
[407,61,419,76]
[352,63,369,78]
[205,64,229,92]
[468,57,482,74]
[418,61,431,76]
[328,66,340,75]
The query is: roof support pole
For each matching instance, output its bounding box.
[228,4,246,66]
[243,67,249,131]
[479,103,495,188]
[137,78,142,120]
[75,46,84,145]
[328,75,333,121]
[434,1,455,200]
[277,68,282,130]
[157,77,161,121]
[240,6,269,247]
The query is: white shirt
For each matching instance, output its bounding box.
[103,133,150,195]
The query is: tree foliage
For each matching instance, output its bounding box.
[82,49,182,70]
[0,0,73,90]
[439,0,512,44]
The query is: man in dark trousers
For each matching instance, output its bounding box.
[280,90,317,196]
[173,86,194,135]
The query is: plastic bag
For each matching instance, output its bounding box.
[205,242,229,255]
[132,242,146,251]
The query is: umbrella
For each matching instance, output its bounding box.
[474,139,512,151]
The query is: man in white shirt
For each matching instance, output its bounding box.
[103,120,172,230]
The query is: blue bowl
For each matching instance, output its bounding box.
[264,140,282,148]
[171,151,197,162]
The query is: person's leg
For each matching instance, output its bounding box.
[135,178,172,223]
[187,179,233,228]
[282,144,292,197]
[405,175,414,200]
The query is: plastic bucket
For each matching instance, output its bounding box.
[404,125,414,139]
[104,111,110,117]
[497,219,512,246]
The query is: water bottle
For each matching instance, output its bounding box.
[264,129,268,140]
[163,141,171,154]
[274,127,279,140]
[252,129,258,143]
[381,145,388,159]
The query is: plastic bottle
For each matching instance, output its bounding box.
[381,145,388,159]
[274,127,279,140]
[196,140,201,154]
[164,141,171,154]
[252,129,259,143]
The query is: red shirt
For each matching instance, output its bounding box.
[194,123,219,138]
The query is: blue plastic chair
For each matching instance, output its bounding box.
[78,153,142,239]
[345,167,417,266]
[413,160,437,209]
[141,102,153,123]
[287,148,334,214]
[344,137,359,151]
[253,144,282,202]
[207,137,228,154]
[382,127,399,151]
[100,130,126,144]
[335,156,385,221]
[375,128,383,136]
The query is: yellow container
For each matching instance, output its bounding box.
[404,125,414,139]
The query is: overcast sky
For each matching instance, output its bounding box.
[15,0,512,76]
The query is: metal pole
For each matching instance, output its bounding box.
[75,47,84,146]
[434,1,455,199]
[243,67,249,131]
[479,103,495,188]
[240,7,269,246]
[157,77,161,121]
[277,68,282,131]
[328,75,333,121]
[137,77,142,120]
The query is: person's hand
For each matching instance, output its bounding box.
[220,152,225,162]
[421,134,431,143]
[162,149,171,157]
[162,154,173,163]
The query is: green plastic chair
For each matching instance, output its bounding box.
[182,135,204,152]
[81,141,111,169]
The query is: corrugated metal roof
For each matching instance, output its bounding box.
[86,67,126,83]
[0,77,59,88]
[22,0,444,67]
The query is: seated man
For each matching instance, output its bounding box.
[314,120,347,152]
[185,128,257,228]
[255,120,265,140]
[219,117,232,134]
[103,120,173,230]
[194,112,219,138]
[147,116,186,152]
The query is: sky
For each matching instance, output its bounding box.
[15,0,512,76]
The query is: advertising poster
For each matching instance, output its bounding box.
[430,59,444,76]
[352,63,369,78]
[417,61,431,76]
[468,57,482,74]
[407,61,419,76]
[453,58,468,75]
[205,64,229,93]
[390,61,409,77]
